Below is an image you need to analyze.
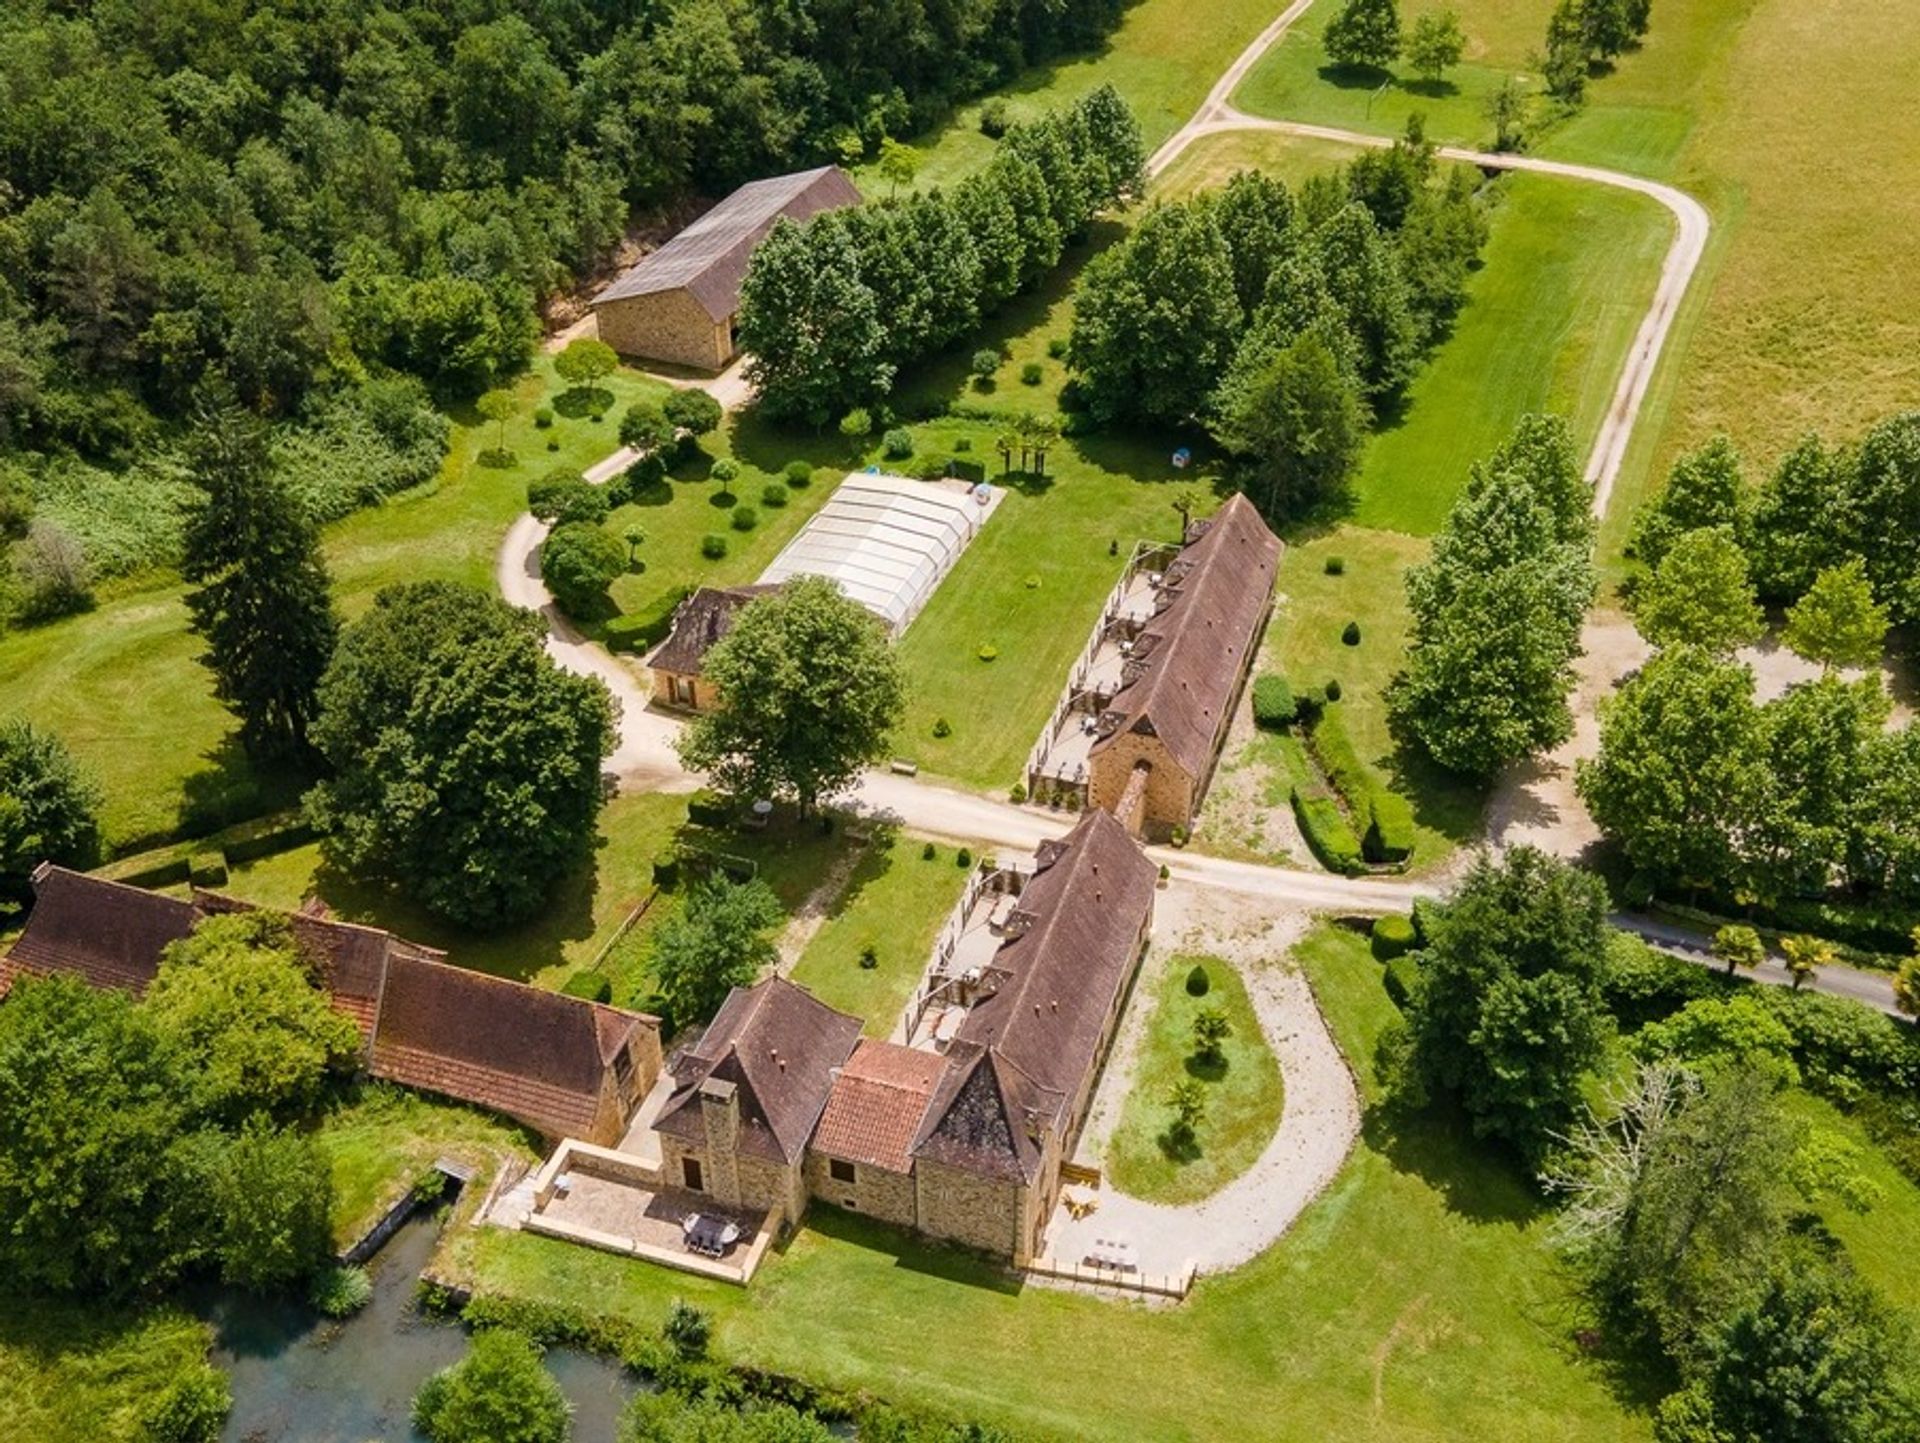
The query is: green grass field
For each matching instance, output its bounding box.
[851,0,1286,192]
[786,835,969,1035]
[0,1298,217,1443]
[1106,955,1283,1204]
[440,918,1661,1442]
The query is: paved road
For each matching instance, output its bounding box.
[1618,914,1905,1019]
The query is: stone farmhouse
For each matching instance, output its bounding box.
[1027,494,1281,839]
[591,165,862,371]
[647,809,1156,1267]
[0,864,664,1148]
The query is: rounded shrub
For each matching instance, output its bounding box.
[1383,954,1421,1010]
[1020,362,1044,386]
[1325,678,1343,702]
[922,841,937,861]
[1047,336,1069,360]
[527,469,607,526]
[883,427,914,459]
[1186,964,1211,997]
[977,643,998,662]
[1371,914,1417,960]
[979,97,1010,138]
[710,457,740,484]
[956,847,973,868]
[784,460,814,487]
[700,533,728,560]
[1252,674,1296,730]
[1009,783,1027,803]
[663,388,723,437]
[413,1330,568,1443]
[545,438,560,452]
[932,716,952,738]
[1159,863,1170,882]
[761,482,788,508]
[970,349,999,379]
[858,943,879,971]
[1324,556,1346,575]
[1024,574,1041,589]
[1342,620,1361,646]
[731,504,758,532]
[954,436,972,452]
[541,522,625,616]
[664,1299,711,1360]
[533,406,554,429]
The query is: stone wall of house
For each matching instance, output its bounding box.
[594,290,731,371]
[648,668,721,713]
[802,1151,918,1228]
[913,1158,1026,1261]
[1089,732,1195,840]
[658,1133,803,1224]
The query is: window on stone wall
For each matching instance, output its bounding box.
[683,1156,704,1191]
[829,1157,857,1184]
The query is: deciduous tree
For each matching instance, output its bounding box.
[552,338,617,392]
[675,576,904,813]
[0,717,101,909]
[1631,525,1763,653]
[1782,559,1889,670]
[1212,334,1367,525]
[650,876,785,1026]
[1324,0,1403,69]
[413,1329,570,1443]
[541,521,625,617]
[736,217,892,426]
[1405,9,1466,83]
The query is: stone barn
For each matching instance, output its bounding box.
[591,165,862,371]
[1086,493,1281,839]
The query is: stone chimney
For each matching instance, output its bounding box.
[697,1074,744,1206]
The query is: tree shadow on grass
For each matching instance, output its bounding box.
[1317,62,1396,90]
[1157,1126,1203,1165]
[803,1203,1027,1293]
[175,737,308,842]
[552,386,614,420]
[1184,1051,1228,1083]
[1399,77,1460,100]
[1362,1101,1548,1226]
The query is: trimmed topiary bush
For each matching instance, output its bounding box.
[533,407,554,429]
[730,504,757,531]
[956,847,973,868]
[1252,674,1296,730]
[1325,678,1343,702]
[922,841,937,861]
[883,427,914,459]
[1342,620,1361,646]
[1324,556,1345,575]
[977,643,998,661]
[784,460,814,487]
[1020,362,1044,386]
[560,969,612,1002]
[1291,787,1363,874]
[709,457,739,484]
[700,533,728,560]
[1009,783,1026,803]
[761,482,788,508]
[932,717,952,738]
[1186,964,1211,997]
[979,97,1010,138]
[1364,791,1416,864]
[858,943,879,971]
[1047,336,1069,359]
[1371,914,1417,960]
[970,349,999,379]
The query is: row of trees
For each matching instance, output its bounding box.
[1067,121,1487,525]
[1543,0,1654,104]
[0,0,1136,459]
[0,914,359,1298]
[737,87,1145,424]
[1322,0,1468,85]
[1390,414,1594,778]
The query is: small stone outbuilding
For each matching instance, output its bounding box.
[591,166,862,371]
[1087,493,1281,839]
[645,584,778,711]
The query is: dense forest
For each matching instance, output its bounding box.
[0,0,1131,613]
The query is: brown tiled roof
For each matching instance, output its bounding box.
[592,167,863,322]
[912,1042,1058,1184]
[1092,493,1281,781]
[646,585,779,679]
[657,977,861,1164]
[1,863,197,996]
[370,955,651,1139]
[813,1039,941,1174]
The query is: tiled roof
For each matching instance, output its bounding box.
[592,167,863,321]
[813,1039,941,1174]
[950,810,1156,1114]
[657,977,861,1164]
[912,1043,1058,1184]
[1,863,197,996]
[1092,493,1281,781]
[646,584,779,678]
[370,955,652,1138]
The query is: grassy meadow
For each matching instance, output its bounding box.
[1106,955,1284,1203]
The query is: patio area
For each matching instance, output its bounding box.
[898,860,1031,1050]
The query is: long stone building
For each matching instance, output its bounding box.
[591,165,862,371]
[1087,493,1282,838]
[1,865,664,1147]
[650,809,1157,1266]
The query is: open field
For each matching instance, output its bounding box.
[439,920,1661,1443]
[1106,955,1284,1203]
[852,0,1286,192]
[786,835,970,1035]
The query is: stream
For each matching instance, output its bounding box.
[204,1210,638,1442]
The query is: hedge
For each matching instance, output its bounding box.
[1410,896,1441,947]
[561,970,613,1003]
[1307,707,1416,865]
[603,585,690,655]
[188,849,228,889]
[1383,954,1421,1009]
[1364,791,1415,864]
[1291,786,1363,874]
[1251,674,1295,730]
[1371,914,1416,960]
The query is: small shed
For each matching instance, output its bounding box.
[591,166,863,371]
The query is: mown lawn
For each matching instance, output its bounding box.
[852,0,1287,192]
[1106,955,1283,1204]
[786,834,970,1036]
[1232,0,1560,150]
[439,917,1657,1443]
[0,1297,217,1443]
[320,1084,542,1251]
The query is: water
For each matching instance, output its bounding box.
[205,1212,638,1442]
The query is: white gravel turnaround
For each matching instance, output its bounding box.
[1042,888,1362,1279]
